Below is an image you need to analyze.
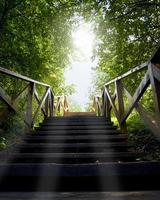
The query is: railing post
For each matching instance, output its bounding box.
[102,90,106,117]
[45,87,49,117]
[148,63,160,124]
[64,95,69,113]
[48,90,51,117]
[57,96,61,113]
[105,86,111,121]
[25,82,34,129]
[97,96,101,116]
[51,93,54,116]
[115,80,127,133]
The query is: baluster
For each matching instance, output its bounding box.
[25,82,35,129]
[45,87,49,117]
[57,96,61,113]
[48,90,51,117]
[51,93,54,116]
[148,63,160,124]
[105,86,111,122]
[115,80,127,133]
[102,90,106,117]
[97,96,101,116]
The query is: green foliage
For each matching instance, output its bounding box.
[86,0,159,142]
[68,99,82,112]
[0,0,160,157]
[0,0,75,94]
[0,137,6,150]
[127,112,160,161]
[0,0,77,137]
[91,0,160,93]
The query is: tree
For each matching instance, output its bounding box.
[91,0,160,93]
[0,0,76,95]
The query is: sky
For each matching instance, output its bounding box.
[65,22,98,111]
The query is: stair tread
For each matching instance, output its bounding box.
[41,122,113,125]
[34,130,120,135]
[37,126,115,131]
[18,142,130,148]
[40,124,117,129]
[25,134,127,139]
[0,161,158,176]
[0,115,148,191]
[6,152,138,157]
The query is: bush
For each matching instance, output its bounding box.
[0,112,25,149]
[127,113,160,161]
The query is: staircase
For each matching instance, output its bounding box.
[0,114,160,192]
[1,47,160,195]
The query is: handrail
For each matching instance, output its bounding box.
[0,67,54,129]
[94,47,160,139]
[0,67,50,87]
[105,61,149,86]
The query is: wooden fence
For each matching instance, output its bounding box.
[94,47,160,138]
[0,67,54,129]
[54,95,69,115]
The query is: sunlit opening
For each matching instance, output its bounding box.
[73,23,95,57]
[66,20,97,111]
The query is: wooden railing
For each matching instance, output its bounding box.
[94,47,160,138]
[0,67,54,129]
[93,96,102,116]
[54,95,69,115]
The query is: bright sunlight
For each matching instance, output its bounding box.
[73,23,95,57]
[65,21,97,111]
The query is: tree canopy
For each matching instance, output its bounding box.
[91,0,160,93]
[0,0,77,94]
[0,0,159,99]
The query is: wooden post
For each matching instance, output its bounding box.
[105,86,111,122]
[148,63,160,124]
[115,80,127,133]
[49,91,53,117]
[57,96,61,113]
[48,90,51,117]
[45,87,49,117]
[51,93,54,116]
[25,82,34,130]
[102,90,106,117]
[97,96,101,116]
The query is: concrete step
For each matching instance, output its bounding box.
[37,126,117,131]
[24,134,128,143]
[17,142,131,153]
[40,121,113,126]
[0,162,159,191]
[44,116,108,122]
[34,129,120,135]
[6,152,140,163]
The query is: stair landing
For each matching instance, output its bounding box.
[64,112,96,116]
